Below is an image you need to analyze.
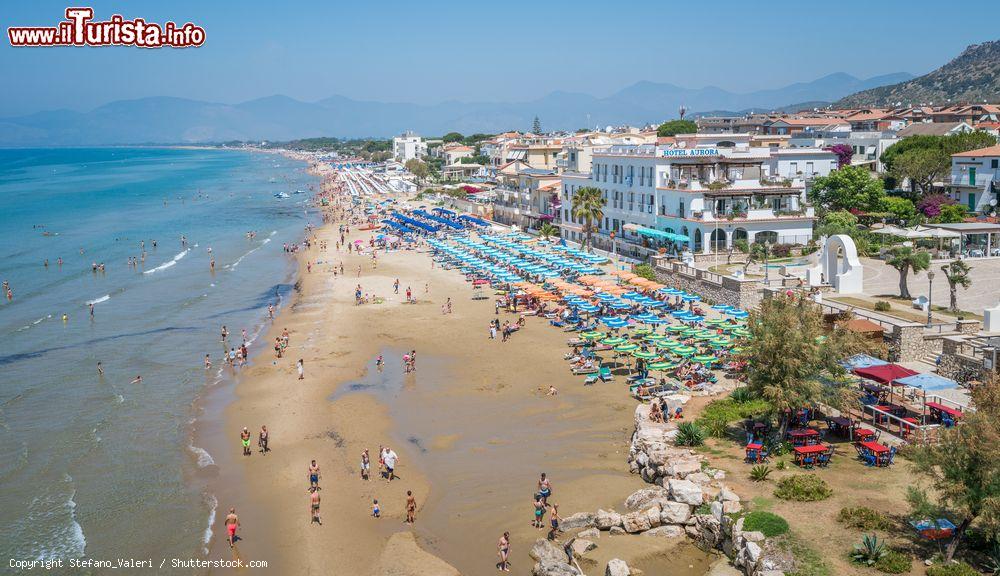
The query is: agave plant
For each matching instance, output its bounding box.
[775,459,787,471]
[749,464,771,482]
[852,534,887,566]
[675,422,705,447]
[729,387,755,404]
[988,540,1000,576]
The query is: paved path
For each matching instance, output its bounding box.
[861,256,1000,316]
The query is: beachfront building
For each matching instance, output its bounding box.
[392,131,428,162]
[895,121,974,139]
[491,163,561,229]
[560,134,835,258]
[789,127,899,172]
[945,144,1000,215]
[440,143,475,165]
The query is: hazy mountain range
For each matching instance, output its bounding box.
[835,40,1000,108]
[0,72,914,146]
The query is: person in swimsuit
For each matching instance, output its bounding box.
[547,503,561,541]
[537,473,552,506]
[225,508,239,547]
[360,449,370,480]
[372,499,380,518]
[309,460,320,489]
[309,487,321,524]
[258,426,269,454]
[532,495,545,529]
[405,491,416,524]
[241,427,251,456]
[497,531,511,571]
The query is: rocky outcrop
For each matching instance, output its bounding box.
[530,539,579,576]
[605,558,631,576]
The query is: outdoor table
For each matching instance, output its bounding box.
[829,416,852,435]
[900,417,919,439]
[853,428,876,441]
[860,441,889,454]
[793,444,829,468]
[787,428,820,446]
[925,402,963,419]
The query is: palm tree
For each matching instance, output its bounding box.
[571,187,606,253]
[886,246,931,299]
[538,222,559,241]
[940,260,972,313]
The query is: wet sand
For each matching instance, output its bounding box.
[210,195,717,574]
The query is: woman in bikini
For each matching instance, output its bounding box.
[497,531,510,571]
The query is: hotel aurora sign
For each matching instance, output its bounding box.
[661,148,720,157]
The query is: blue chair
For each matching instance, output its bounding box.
[802,456,815,469]
[864,453,877,467]
[942,416,955,428]
[745,449,758,464]
[885,446,897,467]
[759,448,770,463]
[817,453,831,467]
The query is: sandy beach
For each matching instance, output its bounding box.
[203,166,714,574]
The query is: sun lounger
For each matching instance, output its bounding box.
[584,375,598,385]
[572,366,599,375]
[599,366,613,382]
[566,338,584,346]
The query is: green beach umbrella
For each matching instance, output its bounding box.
[667,324,688,333]
[644,333,668,343]
[693,354,717,365]
[614,343,639,352]
[710,337,731,346]
[704,318,727,326]
[673,345,697,357]
[632,350,658,360]
[600,337,627,346]
[731,346,746,354]
[694,332,715,341]
[647,361,681,371]
[580,331,605,340]
[632,327,652,336]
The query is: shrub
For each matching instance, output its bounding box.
[774,474,833,501]
[926,562,980,576]
[875,550,911,574]
[729,387,756,404]
[694,503,712,515]
[837,506,892,531]
[633,263,656,281]
[874,301,892,312]
[701,416,730,439]
[852,534,887,566]
[775,459,787,471]
[771,243,793,258]
[676,422,705,446]
[750,465,772,482]
[742,511,789,537]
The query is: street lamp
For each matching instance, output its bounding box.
[926,270,936,327]
[764,241,771,284]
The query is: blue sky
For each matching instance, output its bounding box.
[2,0,997,116]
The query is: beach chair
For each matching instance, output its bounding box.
[599,366,614,382]
[584,375,598,386]
[572,365,598,375]
[817,452,831,468]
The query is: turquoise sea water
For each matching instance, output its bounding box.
[0,148,316,565]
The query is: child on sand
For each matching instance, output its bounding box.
[372,498,380,518]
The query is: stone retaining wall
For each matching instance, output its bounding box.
[651,257,762,310]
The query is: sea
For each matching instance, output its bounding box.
[0,148,317,566]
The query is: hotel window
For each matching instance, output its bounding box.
[993,159,998,169]
[806,161,814,174]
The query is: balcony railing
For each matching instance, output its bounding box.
[949,173,996,187]
[686,206,815,222]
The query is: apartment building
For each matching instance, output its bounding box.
[392,131,427,162]
[947,144,1000,214]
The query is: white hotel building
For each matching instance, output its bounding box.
[560,134,837,257]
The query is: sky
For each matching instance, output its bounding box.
[2,0,998,117]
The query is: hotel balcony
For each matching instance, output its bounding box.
[685,206,815,222]
[949,173,996,188]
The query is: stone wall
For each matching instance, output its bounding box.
[938,336,992,382]
[888,323,942,363]
[651,257,762,310]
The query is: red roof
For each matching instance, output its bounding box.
[853,364,919,385]
[952,144,1000,158]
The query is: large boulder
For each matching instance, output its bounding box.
[659,501,691,525]
[534,562,580,576]
[561,512,596,530]
[530,539,568,565]
[624,487,669,510]
[667,478,704,505]
[605,558,631,576]
[578,528,600,540]
[609,526,626,536]
[665,458,702,479]
[595,509,623,530]
[569,538,597,557]
[622,510,652,533]
[717,486,740,502]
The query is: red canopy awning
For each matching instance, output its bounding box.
[852,364,919,385]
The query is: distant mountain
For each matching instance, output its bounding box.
[0,72,913,146]
[835,40,1000,107]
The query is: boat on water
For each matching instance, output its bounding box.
[273,192,290,199]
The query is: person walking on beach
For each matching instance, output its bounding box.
[258,425,269,454]
[309,460,321,489]
[497,531,511,571]
[297,359,304,380]
[97,362,104,376]
[538,473,552,506]
[361,449,370,480]
[547,503,561,541]
[446,298,453,314]
[409,350,416,372]
[225,508,239,548]
[405,286,412,303]
[376,354,384,371]
[309,487,321,525]
[489,321,497,340]
[372,498,380,518]
[383,447,398,482]
[405,491,416,524]
[394,279,399,294]
[241,427,252,456]
[495,300,501,315]
[204,354,212,370]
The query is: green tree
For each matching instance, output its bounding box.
[442,132,464,143]
[935,204,968,224]
[891,147,951,195]
[907,375,1000,561]
[746,294,868,437]
[538,222,559,241]
[532,116,542,134]
[404,159,429,183]
[571,187,606,253]
[633,263,657,281]
[656,119,698,137]
[886,246,930,299]
[881,132,996,187]
[809,166,886,212]
[940,260,972,313]
[944,131,998,155]
[880,196,918,225]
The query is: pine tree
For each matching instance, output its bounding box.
[532,116,542,134]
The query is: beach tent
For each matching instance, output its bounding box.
[894,373,959,392]
[853,364,919,385]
